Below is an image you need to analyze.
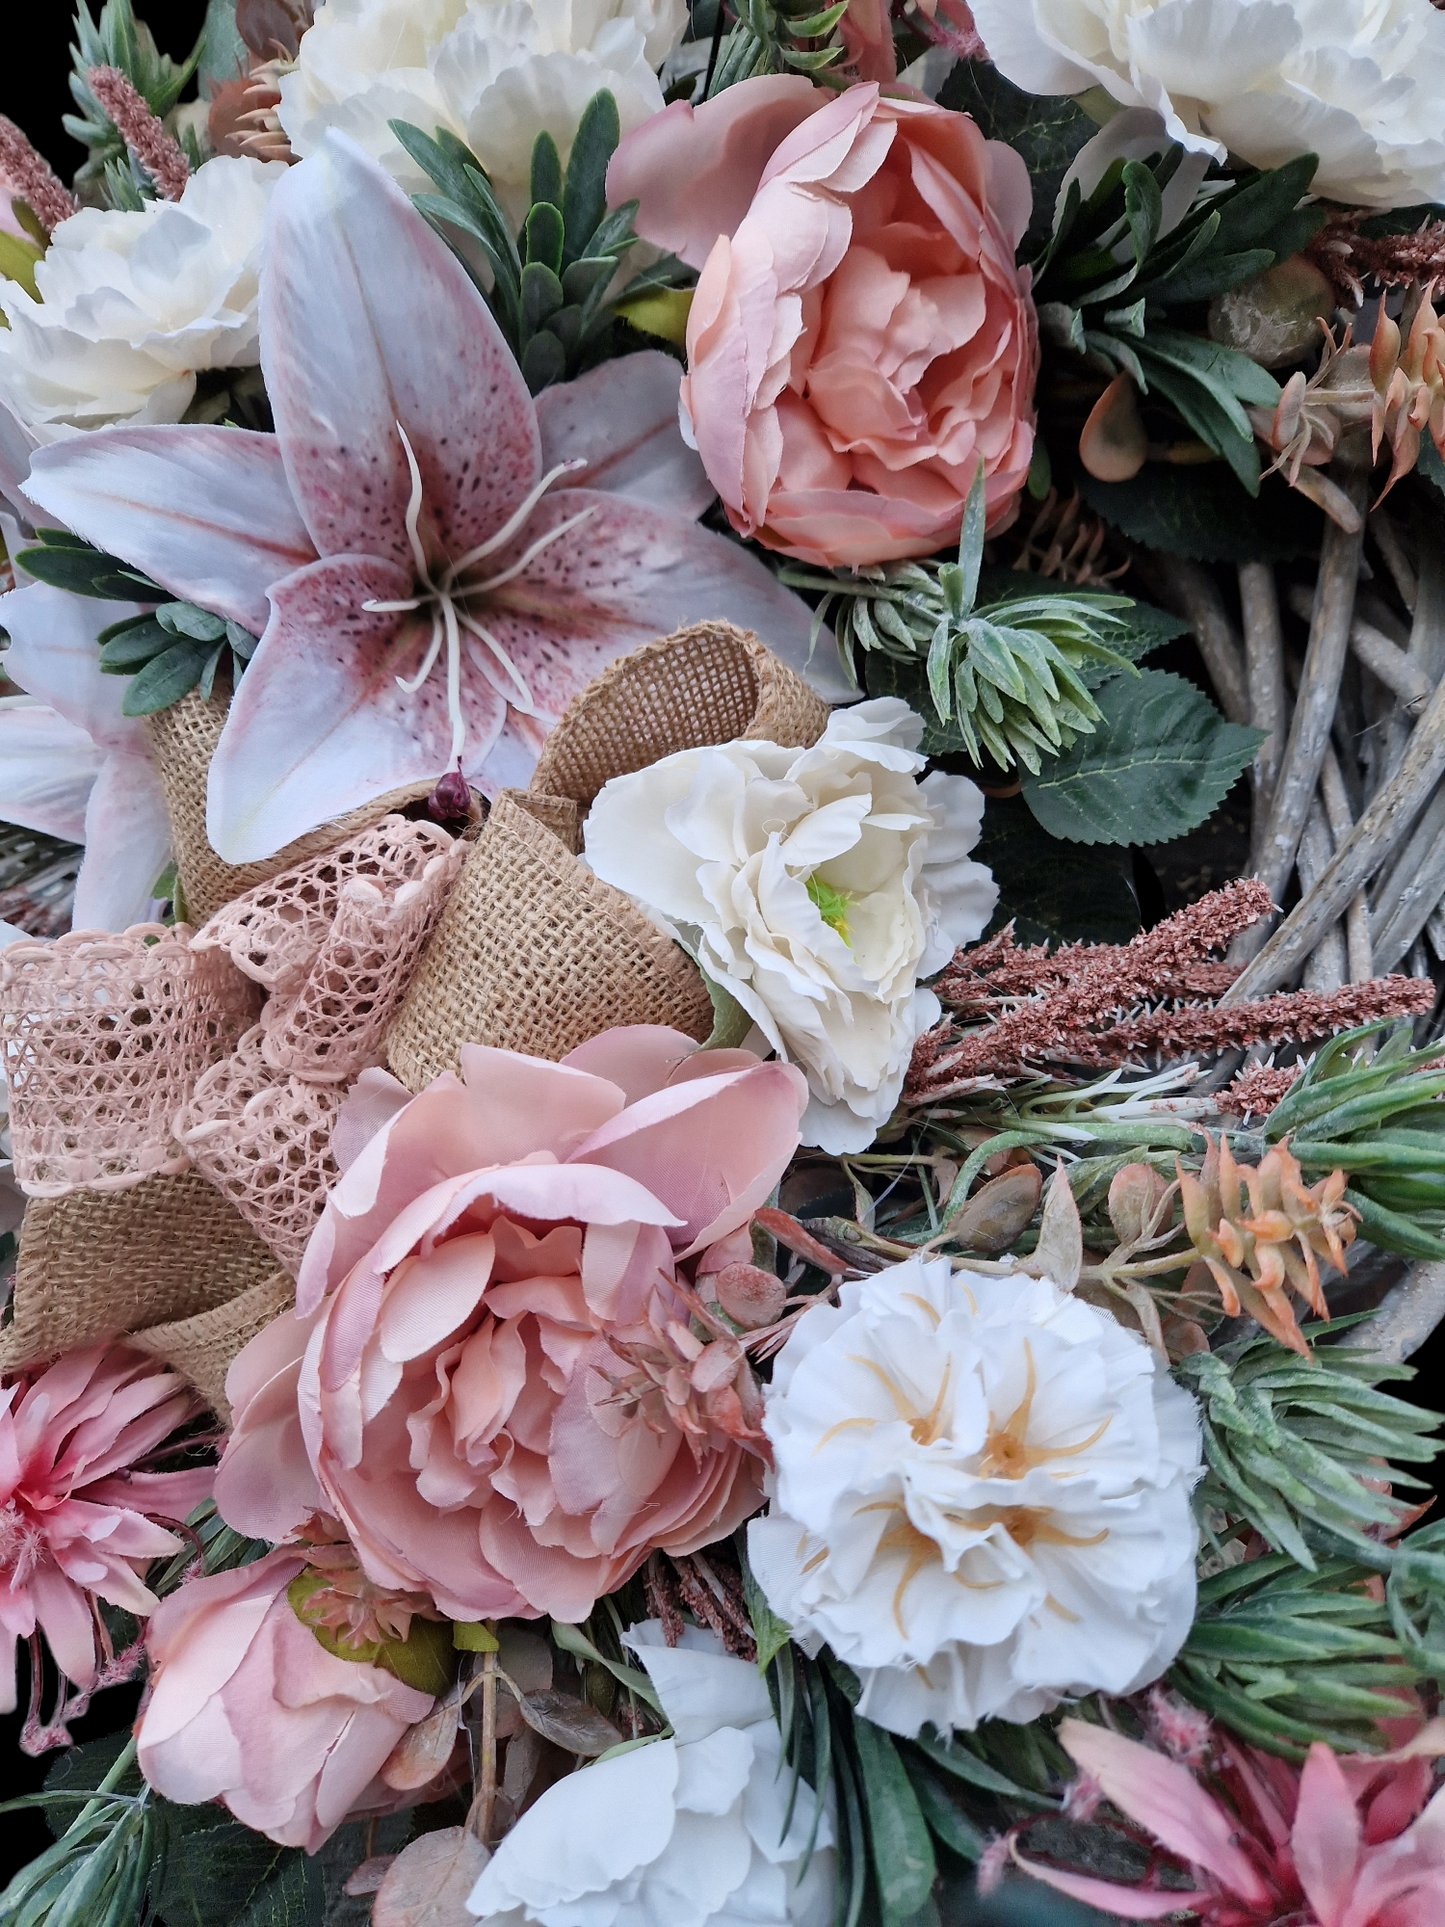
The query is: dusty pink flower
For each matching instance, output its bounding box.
[608,77,1038,568]
[215,1028,807,1623]
[1016,1714,1445,1922]
[0,1346,211,1724]
[137,1547,435,1851]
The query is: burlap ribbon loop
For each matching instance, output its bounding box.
[128,1269,296,1426]
[529,619,832,811]
[144,685,441,924]
[383,624,831,1092]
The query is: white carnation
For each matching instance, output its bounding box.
[748,1256,1202,1737]
[582,698,997,1154]
[467,1623,833,1927]
[970,0,1445,209]
[278,0,688,214]
[0,157,286,440]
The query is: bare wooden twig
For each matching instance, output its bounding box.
[1139,553,1250,723]
[1223,664,1445,1000]
[1253,489,1367,906]
[1339,1259,1445,1362]
[1385,542,1445,777]
[1369,507,1418,614]
[1239,560,1286,871]
[1287,582,1432,711]
[1297,797,1346,990]
[1369,781,1445,971]
[1319,743,1371,980]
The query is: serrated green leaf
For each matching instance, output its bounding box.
[1079,461,1325,561]
[1020,667,1261,846]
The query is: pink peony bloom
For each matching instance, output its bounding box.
[607,78,1038,568]
[0,1345,212,1732]
[1015,1714,1445,1923]
[138,1546,436,1851]
[215,1028,807,1623]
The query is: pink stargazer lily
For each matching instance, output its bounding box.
[1012,1715,1445,1924]
[20,132,838,865]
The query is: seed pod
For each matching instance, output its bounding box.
[949,1163,1042,1253]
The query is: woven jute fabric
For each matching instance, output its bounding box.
[193,815,466,1082]
[130,1268,295,1425]
[385,790,715,1091]
[175,1027,342,1278]
[144,687,439,923]
[528,621,831,812]
[0,1168,279,1374]
[0,925,258,1197]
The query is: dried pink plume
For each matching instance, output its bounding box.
[1217,1062,1304,1120]
[0,115,78,232]
[86,66,190,202]
[907,880,1433,1094]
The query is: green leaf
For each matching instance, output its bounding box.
[1121,157,1162,274]
[525,200,565,275]
[530,129,563,213]
[1021,668,1261,846]
[902,1758,987,1863]
[120,639,209,714]
[1137,244,1276,307]
[1208,152,1319,256]
[549,1620,664,1713]
[955,461,986,615]
[972,792,1139,945]
[741,1559,793,1672]
[155,600,227,643]
[1077,461,1324,561]
[521,260,565,333]
[520,329,567,393]
[563,90,621,267]
[937,62,1094,261]
[157,1803,321,1927]
[98,617,171,670]
[851,1718,937,1926]
[17,540,162,601]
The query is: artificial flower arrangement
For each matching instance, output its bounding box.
[7,1,1445,1924]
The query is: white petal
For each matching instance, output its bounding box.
[72,751,172,931]
[0,698,101,841]
[535,350,714,517]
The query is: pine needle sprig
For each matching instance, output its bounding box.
[1175,1327,1443,1572]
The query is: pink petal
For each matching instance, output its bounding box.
[535,351,713,518]
[332,1067,413,1173]
[23,427,315,634]
[985,137,1034,253]
[0,700,101,842]
[262,131,540,565]
[1293,1744,1363,1927]
[0,580,149,754]
[73,751,172,931]
[205,552,506,862]
[607,76,824,270]
[1058,1721,1274,1907]
[560,1026,706,1103]
[28,1564,97,1688]
[1012,1851,1198,1919]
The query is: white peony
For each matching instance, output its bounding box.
[0,157,286,440]
[278,0,688,215]
[748,1255,1202,1737]
[467,1622,833,1927]
[970,0,1445,209]
[582,698,998,1155]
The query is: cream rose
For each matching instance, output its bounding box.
[581,698,998,1154]
[970,0,1445,210]
[0,157,286,439]
[278,0,688,216]
[748,1255,1202,1736]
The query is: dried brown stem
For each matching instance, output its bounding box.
[1239,560,1286,866]
[1139,554,1250,724]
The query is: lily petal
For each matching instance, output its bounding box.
[0,580,150,754]
[207,552,506,862]
[535,351,714,517]
[261,131,540,565]
[73,751,172,932]
[22,426,315,634]
[0,698,101,842]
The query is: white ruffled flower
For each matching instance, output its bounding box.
[467,1622,833,1927]
[748,1256,1202,1737]
[582,699,998,1155]
[0,157,286,440]
[278,0,688,215]
[970,0,1445,209]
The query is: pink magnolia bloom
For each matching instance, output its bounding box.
[20,133,841,866]
[138,1546,436,1851]
[1015,1714,1445,1923]
[215,1028,807,1623]
[1,1346,212,1723]
[607,78,1038,568]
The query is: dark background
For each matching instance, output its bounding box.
[4,1,209,175]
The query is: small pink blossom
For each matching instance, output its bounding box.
[1015,1714,1445,1923]
[608,78,1038,568]
[0,1345,212,1730]
[138,1547,436,1851]
[216,1028,807,1623]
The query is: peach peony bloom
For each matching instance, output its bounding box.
[215,1028,807,1623]
[1,1345,211,1733]
[607,78,1038,568]
[138,1547,436,1852]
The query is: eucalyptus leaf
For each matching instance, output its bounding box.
[120,640,210,715]
[514,1688,624,1756]
[156,600,227,642]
